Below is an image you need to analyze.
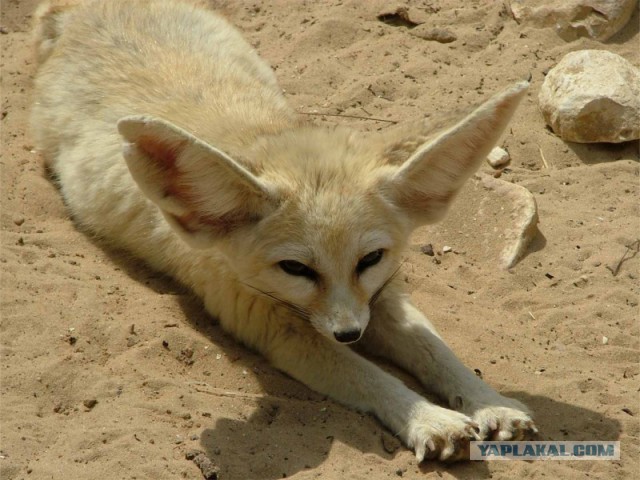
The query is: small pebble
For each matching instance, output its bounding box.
[412,27,457,43]
[186,449,219,480]
[602,336,609,345]
[486,146,511,168]
[420,244,435,256]
[381,433,400,454]
[573,276,588,287]
[442,245,452,253]
[13,216,25,226]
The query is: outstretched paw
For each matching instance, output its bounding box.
[406,404,481,462]
[470,397,537,441]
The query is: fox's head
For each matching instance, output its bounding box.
[118,82,527,344]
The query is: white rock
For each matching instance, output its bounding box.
[419,173,539,269]
[539,50,640,143]
[508,0,637,41]
[486,146,511,168]
[442,245,453,253]
[479,175,540,269]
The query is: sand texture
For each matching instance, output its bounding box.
[1,1,639,479]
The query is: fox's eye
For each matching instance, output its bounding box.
[356,249,384,274]
[279,260,317,280]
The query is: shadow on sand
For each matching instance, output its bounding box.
[93,244,622,480]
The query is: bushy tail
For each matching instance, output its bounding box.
[33,1,77,65]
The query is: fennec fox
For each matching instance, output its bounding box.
[31,0,536,461]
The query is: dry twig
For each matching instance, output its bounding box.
[300,111,398,124]
[537,144,550,169]
[607,239,640,276]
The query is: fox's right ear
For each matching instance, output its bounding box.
[118,116,278,249]
[380,82,528,226]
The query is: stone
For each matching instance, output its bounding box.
[539,50,640,143]
[418,173,539,269]
[486,146,511,168]
[185,450,219,480]
[411,27,457,43]
[420,243,435,256]
[508,0,637,41]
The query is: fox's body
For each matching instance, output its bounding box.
[32,0,536,461]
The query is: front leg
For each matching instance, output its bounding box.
[362,287,537,441]
[262,324,481,461]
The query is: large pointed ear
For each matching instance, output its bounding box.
[117,116,278,249]
[381,81,528,226]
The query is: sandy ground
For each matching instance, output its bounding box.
[1,1,639,479]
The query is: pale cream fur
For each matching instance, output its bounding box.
[31,0,536,461]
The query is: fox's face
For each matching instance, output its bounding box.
[216,155,412,343]
[117,83,528,343]
[226,198,407,343]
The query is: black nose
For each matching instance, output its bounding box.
[333,329,361,343]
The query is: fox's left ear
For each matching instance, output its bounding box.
[381,81,528,226]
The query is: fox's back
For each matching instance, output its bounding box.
[30,0,300,274]
[32,0,295,158]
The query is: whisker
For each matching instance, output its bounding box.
[240,281,312,320]
[370,262,404,307]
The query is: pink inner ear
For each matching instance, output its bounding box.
[136,135,181,169]
[171,210,259,236]
[136,135,193,200]
[134,135,259,236]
